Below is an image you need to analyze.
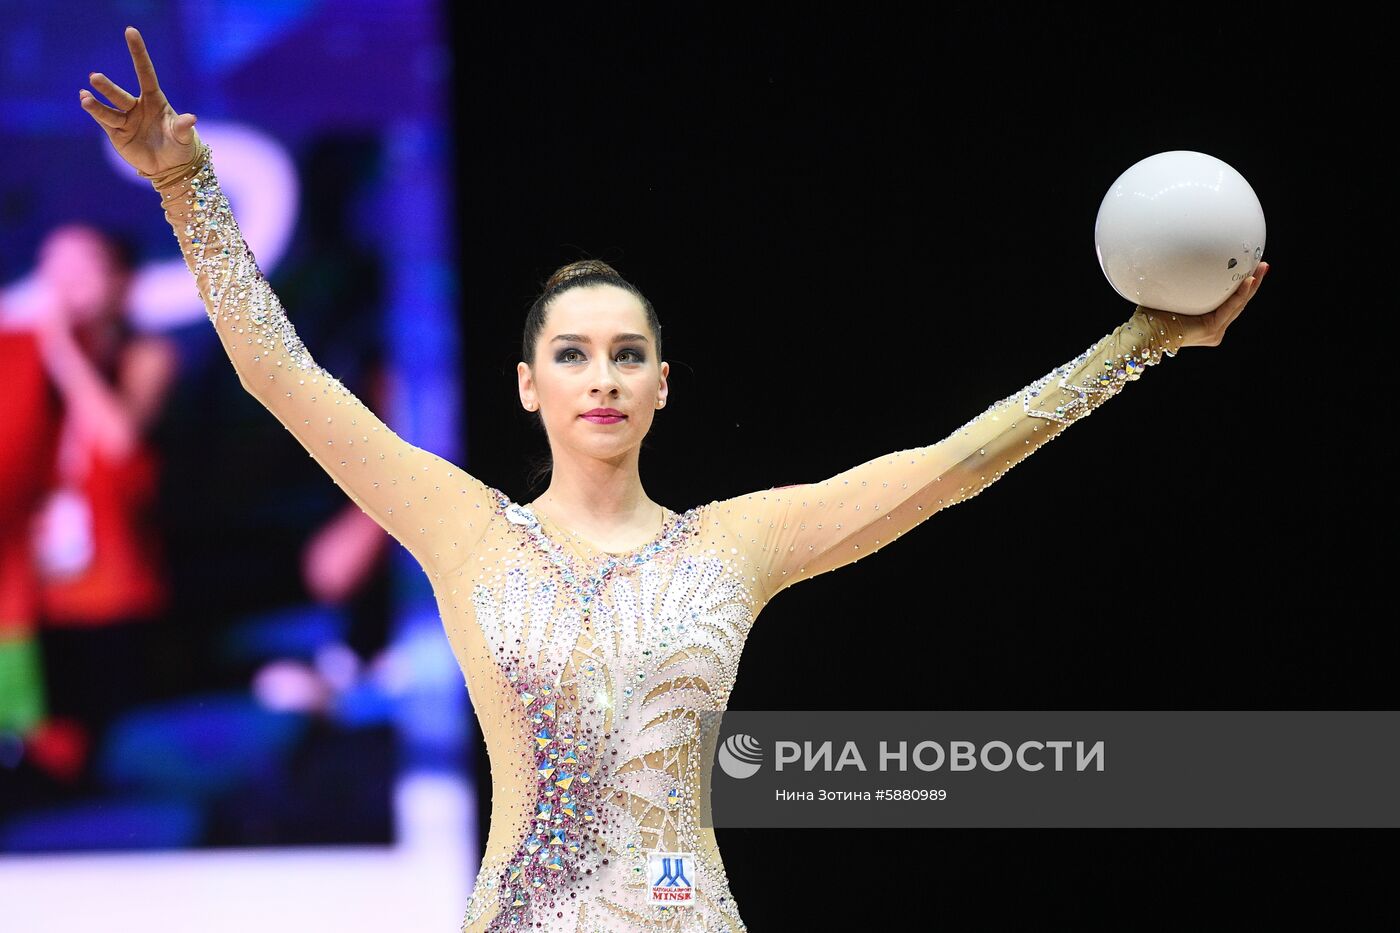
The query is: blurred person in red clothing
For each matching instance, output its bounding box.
[0,222,178,792]
[0,326,59,746]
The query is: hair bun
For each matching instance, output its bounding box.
[544,259,620,291]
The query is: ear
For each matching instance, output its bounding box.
[657,359,669,407]
[517,360,536,410]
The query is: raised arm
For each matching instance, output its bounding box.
[713,303,1217,606]
[79,28,496,578]
[151,143,494,576]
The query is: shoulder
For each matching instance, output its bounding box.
[686,487,801,549]
[699,484,810,526]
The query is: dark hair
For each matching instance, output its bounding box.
[521,259,663,492]
[104,230,140,272]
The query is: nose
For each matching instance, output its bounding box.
[589,358,622,396]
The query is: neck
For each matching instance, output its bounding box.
[531,451,654,525]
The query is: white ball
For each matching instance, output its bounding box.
[1094,150,1265,316]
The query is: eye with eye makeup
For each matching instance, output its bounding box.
[557,348,646,364]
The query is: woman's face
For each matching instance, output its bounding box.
[519,283,668,465]
[37,226,130,326]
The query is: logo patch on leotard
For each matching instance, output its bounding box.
[648,852,696,905]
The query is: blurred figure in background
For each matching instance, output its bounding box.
[0,223,178,794]
[0,315,60,756]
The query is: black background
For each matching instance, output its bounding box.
[447,4,1390,927]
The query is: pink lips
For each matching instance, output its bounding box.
[581,409,626,424]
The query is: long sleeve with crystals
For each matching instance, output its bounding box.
[143,140,495,579]
[709,306,1188,604]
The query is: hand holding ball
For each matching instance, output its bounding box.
[1095,151,1265,316]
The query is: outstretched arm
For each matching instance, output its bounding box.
[713,271,1264,606]
[147,141,494,578]
[79,28,495,579]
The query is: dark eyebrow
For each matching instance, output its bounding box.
[549,333,650,345]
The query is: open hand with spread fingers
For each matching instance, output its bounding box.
[78,26,200,176]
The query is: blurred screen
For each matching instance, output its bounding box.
[0,1,471,927]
